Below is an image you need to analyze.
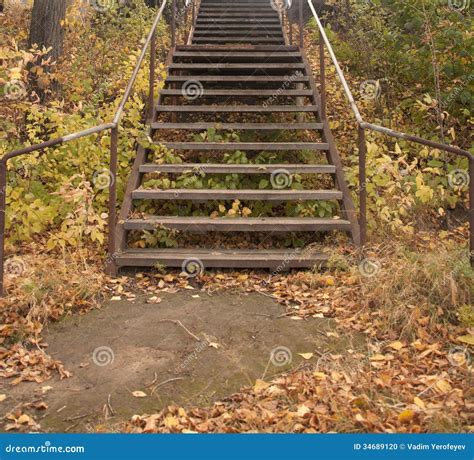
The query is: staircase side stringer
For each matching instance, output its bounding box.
[300,49,361,246]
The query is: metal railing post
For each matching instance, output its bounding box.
[319,31,327,120]
[148,31,156,120]
[358,126,367,246]
[470,157,474,266]
[299,0,304,48]
[289,16,293,45]
[171,0,176,47]
[107,126,119,270]
[0,161,7,296]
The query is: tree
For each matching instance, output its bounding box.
[29,0,67,62]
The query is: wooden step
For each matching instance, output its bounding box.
[193,31,285,37]
[193,38,285,43]
[123,217,351,232]
[115,248,328,269]
[168,63,303,70]
[173,52,298,58]
[165,76,309,83]
[139,163,336,174]
[161,90,312,97]
[176,45,298,51]
[156,105,318,113]
[153,142,329,151]
[132,189,343,201]
[151,122,322,130]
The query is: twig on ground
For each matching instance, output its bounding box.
[150,377,185,395]
[157,319,201,341]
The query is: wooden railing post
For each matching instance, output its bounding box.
[319,30,327,120]
[299,0,304,48]
[148,31,156,120]
[358,126,367,246]
[107,126,119,274]
[171,0,176,47]
[0,161,7,295]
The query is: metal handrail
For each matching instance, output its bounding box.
[306,0,473,263]
[0,0,181,295]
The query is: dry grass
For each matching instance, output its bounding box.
[358,245,473,338]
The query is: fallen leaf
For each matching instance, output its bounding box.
[253,379,270,393]
[457,335,474,345]
[0,394,5,402]
[132,391,147,398]
[297,404,311,417]
[398,409,415,423]
[298,353,314,360]
[413,397,426,410]
[17,414,32,425]
[435,379,452,394]
[388,341,404,351]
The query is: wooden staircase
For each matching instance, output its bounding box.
[113,0,360,273]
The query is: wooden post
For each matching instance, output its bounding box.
[319,30,327,120]
[358,126,367,247]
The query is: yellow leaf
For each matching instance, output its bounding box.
[298,353,314,360]
[0,394,5,402]
[253,379,270,393]
[398,409,415,423]
[164,415,179,429]
[413,397,426,410]
[388,341,404,351]
[313,372,326,380]
[17,414,31,424]
[435,379,452,394]
[132,391,147,398]
[458,335,474,346]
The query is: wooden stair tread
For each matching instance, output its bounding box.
[151,122,322,130]
[139,163,336,174]
[132,189,343,201]
[168,63,304,69]
[152,142,329,151]
[156,105,318,113]
[123,217,351,232]
[165,76,309,82]
[115,248,328,269]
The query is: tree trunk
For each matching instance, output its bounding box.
[29,0,67,62]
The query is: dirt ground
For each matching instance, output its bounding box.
[1,291,365,432]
